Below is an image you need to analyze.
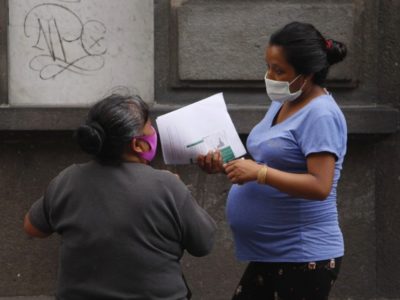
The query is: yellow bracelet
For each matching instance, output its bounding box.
[257,165,268,184]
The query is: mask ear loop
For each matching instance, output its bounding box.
[299,78,307,90]
[289,75,307,92]
[289,74,302,85]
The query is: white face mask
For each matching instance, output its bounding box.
[265,72,306,103]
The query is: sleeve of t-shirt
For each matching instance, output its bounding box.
[28,165,75,234]
[179,191,217,257]
[28,195,54,234]
[298,114,345,160]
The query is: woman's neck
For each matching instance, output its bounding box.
[274,84,326,125]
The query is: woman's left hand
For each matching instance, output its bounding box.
[223,158,263,185]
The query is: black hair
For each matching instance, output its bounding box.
[269,22,347,86]
[75,94,149,161]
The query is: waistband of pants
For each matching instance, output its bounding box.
[253,257,342,271]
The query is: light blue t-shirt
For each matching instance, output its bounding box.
[226,94,347,262]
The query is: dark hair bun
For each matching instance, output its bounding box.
[76,122,105,155]
[326,39,347,66]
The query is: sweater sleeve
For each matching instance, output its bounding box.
[28,195,54,234]
[178,190,217,257]
[27,165,74,234]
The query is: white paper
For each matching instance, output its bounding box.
[156,93,246,164]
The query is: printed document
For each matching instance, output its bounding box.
[156,93,246,164]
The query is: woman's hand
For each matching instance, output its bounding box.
[224,158,262,184]
[197,150,225,174]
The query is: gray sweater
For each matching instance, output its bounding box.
[29,161,216,300]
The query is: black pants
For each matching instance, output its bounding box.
[231,257,342,300]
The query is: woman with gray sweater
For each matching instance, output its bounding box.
[24,94,216,300]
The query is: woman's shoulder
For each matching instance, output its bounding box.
[55,163,80,178]
[45,163,82,192]
[137,164,187,189]
[296,94,347,137]
[154,168,187,189]
[145,167,192,205]
[145,166,176,179]
[53,161,112,182]
[306,94,345,120]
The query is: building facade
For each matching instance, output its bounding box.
[0,0,399,299]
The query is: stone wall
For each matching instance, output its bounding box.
[0,0,399,299]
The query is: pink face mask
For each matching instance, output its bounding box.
[134,126,158,162]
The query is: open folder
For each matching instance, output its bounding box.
[156,93,247,165]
